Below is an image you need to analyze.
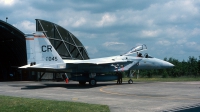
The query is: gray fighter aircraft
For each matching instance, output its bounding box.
[20,32,174,86]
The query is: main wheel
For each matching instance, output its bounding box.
[89,79,96,86]
[128,79,133,84]
[79,81,86,85]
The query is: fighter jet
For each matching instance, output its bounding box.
[19,32,174,86]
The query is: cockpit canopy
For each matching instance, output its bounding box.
[122,44,147,56]
[122,44,154,58]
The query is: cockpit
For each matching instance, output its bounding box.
[136,53,153,58]
[123,44,147,56]
[144,53,153,58]
[122,44,153,58]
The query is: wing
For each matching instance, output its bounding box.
[63,56,133,65]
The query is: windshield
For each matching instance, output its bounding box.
[123,44,147,56]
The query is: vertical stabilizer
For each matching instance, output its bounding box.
[25,34,35,65]
[21,32,65,69]
[33,32,64,64]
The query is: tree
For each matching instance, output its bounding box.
[188,56,198,77]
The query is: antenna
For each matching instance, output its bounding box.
[6,17,8,23]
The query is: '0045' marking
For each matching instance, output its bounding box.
[46,57,58,61]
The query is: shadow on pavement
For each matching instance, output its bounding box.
[20,83,115,89]
[7,81,143,90]
[20,82,136,90]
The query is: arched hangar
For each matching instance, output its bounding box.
[0,19,89,81]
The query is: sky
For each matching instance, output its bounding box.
[0,0,200,61]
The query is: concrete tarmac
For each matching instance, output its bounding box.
[0,81,200,112]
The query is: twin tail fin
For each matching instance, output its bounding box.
[19,32,65,69]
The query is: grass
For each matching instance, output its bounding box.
[123,76,200,82]
[0,95,110,112]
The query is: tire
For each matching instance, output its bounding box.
[128,79,133,84]
[89,79,96,86]
[79,81,86,85]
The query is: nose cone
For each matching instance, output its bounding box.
[162,61,174,68]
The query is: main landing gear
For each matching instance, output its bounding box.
[79,80,96,86]
[89,79,96,86]
[77,73,97,86]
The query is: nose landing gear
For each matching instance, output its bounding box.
[128,70,136,84]
[128,79,133,84]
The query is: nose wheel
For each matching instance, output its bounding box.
[127,70,135,84]
[128,79,133,84]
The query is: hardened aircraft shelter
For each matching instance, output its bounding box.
[36,19,89,60]
[0,19,89,81]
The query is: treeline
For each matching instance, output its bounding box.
[139,56,200,78]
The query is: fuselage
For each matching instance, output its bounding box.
[64,55,174,73]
